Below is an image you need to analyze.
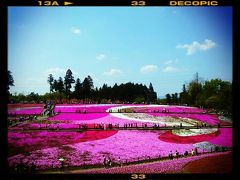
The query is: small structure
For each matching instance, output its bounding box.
[41,102,55,117]
[59,157,65,171]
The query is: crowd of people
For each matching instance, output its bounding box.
[29,121,220,131]
[8,114,37,127]
[102,156,123,168]
[168,148,199,160]
[9,161,36,174]
[101,148,202,169]
[77,123,152,130]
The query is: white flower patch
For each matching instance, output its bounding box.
[172,128,218,137]
[106,105,169,113]
[218,116,232,123]
[108,109,200,126]
[193,141,231,152]
[193,141,218,151]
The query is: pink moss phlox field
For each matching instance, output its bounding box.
[8,130,197,169]
[8,104,44,114]
[8,104,232,171]
[8,147,62,169]
[48,114,154,127]
[74,151,230,174]
[8,131,84,156]
[61,130,197,168]
[8,107,43,115]
[48,113,108,121]
[8,130,118,156]
[25,123,78,129]
[54,104,121,113]
[208,128,232,147]
[8,104,43,108]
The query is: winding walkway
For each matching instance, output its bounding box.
[40,151,231,174]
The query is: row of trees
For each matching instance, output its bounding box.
[47,69,157,103]
[9,69,157,104]
[8,70,231,113]
[162,73,232,113]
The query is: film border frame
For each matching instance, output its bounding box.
[0,0,239,179]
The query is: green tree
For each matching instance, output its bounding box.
[134,96,145,104]
[64,69,75,96]
[57,77,65,93]
[87,75,94,90]
[53,80,58,92]
[82,77,91,99]
[174,93,179,104]
[180,84,189,105]
[7,70,14,93]
[47,74,54,93]
[187,73,203,105]
[205,95,219,108]
[27,92,39,102]
[74,78,82,99]
[148,83,157,103]
[165,94,171,104]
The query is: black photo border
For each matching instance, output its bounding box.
[0,0,239,179]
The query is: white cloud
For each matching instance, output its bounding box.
[70,27,81,35]
[162,66,180,73]
[176,39,216,55]
[96,54,106,61]
[164,60,173,65]
[140,65,158,74]
[103,68,122,76]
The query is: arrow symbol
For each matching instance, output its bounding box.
[64,1,74,5]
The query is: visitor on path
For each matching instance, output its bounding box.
[118,157,122,167]
[144,124,147,128]
[175,150,179,158]
[103,156,107,167]
[169,151,173,159]
[194,147,198,155]
[29,163,36,173]
[191,149,195,156]
[108,157,112,167]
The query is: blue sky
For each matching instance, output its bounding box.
[8,7,232,97]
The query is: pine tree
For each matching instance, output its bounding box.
[64,69,75,96]
[47,74,54,93]
[7,70,14,92]
[74,78,82,99]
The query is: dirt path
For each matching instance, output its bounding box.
[181,152,232,173]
